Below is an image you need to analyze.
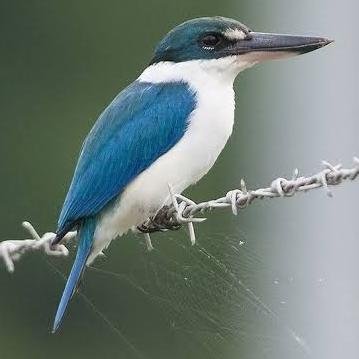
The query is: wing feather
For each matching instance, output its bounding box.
[56,81,196,238]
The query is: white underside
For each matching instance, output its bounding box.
[88,56,252,263]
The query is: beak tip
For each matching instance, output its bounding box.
[297,37,334,55]
[322,38,334,47]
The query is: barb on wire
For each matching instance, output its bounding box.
[139,157,359,239]
[1,158,358,272]
[0,222,75,272]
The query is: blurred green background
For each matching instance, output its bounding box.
[0,1,358,358]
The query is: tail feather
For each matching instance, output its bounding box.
[52,217,96,333]
[52,221,77,245]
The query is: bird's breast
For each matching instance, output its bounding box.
[96,61,236,242]
[182,80,235,180]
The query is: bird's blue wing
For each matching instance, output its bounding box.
[56,80,196,237]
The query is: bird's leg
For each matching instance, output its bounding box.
[152,206,182,230]
[137,205,182,233]
[137,206,182,251]
[136,188,206,248]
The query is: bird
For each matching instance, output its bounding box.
[51,16,332,332]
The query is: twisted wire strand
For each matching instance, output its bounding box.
[1,157,358,272]
[0,223,75,272]
[180,157,359,218]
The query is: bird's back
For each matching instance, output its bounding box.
[56,80,196,241]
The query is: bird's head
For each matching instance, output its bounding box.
[150,17,332,76]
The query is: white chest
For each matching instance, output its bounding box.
[174,77,235,184]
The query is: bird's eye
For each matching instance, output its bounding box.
[201,34,222,48]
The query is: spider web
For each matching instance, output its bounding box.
[80,230,310,359]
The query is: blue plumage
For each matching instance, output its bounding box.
[52,217,96,332]
[52,81,196,331]
[50,15,331,332]
[57,81,196,239]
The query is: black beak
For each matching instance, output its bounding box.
[231,32,333,57]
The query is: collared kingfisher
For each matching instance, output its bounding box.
[51,16,332,332]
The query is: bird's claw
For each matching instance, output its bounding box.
[137,205,182,233]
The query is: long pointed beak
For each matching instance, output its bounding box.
[231,32,333,60]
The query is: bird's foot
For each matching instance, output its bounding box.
[137,206,182,233]
[137,188,208,248]
[137,207,182,251]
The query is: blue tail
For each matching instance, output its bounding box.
[52,217,96,333]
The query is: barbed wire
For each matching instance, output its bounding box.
[1,157,358,272]
[0,222,75,272]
